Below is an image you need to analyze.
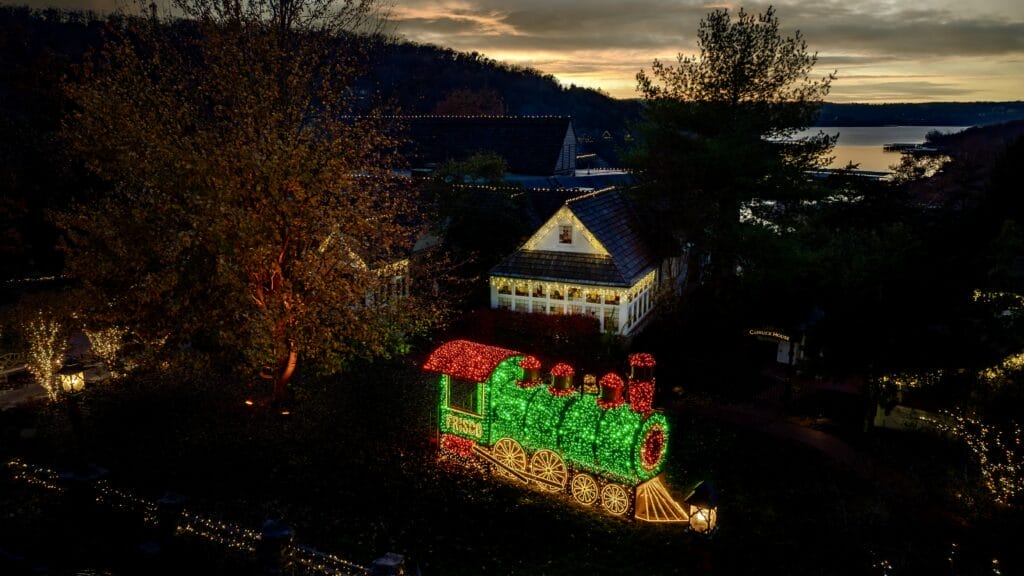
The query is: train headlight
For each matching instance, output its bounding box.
[686,481,719,535]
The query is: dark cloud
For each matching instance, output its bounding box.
[832,80,976,102]
[8,0,1021,99]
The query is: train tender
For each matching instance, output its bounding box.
[422,338,690,523]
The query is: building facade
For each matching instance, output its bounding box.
[489,189,671,336]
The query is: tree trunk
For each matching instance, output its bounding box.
[272,342,298,406]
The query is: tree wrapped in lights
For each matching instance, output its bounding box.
[24,310,69,401]
[84,326,128,380]
[939,410,1023,506]
[59,0,445,407]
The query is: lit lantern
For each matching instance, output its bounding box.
[59,364,86,396]
[686,481,718,535]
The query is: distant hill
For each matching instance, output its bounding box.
[359,40,641,163]
[815,102,1024,127]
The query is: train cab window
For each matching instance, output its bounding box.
[448,377,481,415]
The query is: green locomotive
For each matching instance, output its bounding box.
[423,339,689,522]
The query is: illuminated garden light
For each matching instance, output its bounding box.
[24,311,68,401]
[939,410,1023,506]
[424,340,686,522]
[686,481,718,535]
[58,365,86,396]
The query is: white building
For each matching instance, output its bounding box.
[489,188,686,336]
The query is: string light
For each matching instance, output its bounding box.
[628,353,656,414]
[84,325,128,381]
[628,381,655,414]
[426,342,670,490]
[938,411,1023,506]
[548,362,575,395]
[518,355,542,387]
[24,311,66,401]
[422,339,519,383]
[440,433,476,458]
[6,458,369,574]
[596,373,625,409]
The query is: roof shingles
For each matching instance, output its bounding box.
[492,190,658,287]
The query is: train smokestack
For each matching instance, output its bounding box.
[629,353,656,414]
[549,362,575,393]
[598,373,625,408]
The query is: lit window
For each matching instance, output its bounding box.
[532,284,546,298]
[448,378,481,415]
[559,225,573,244]
[551,288,564,300]
[568,287,582,301]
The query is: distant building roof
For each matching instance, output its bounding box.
[506,170,634,190]
[398,116,575,176]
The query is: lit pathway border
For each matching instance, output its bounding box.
[5,457,371,575]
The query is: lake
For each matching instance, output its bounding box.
[793,125,969,172]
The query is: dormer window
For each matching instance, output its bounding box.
[559,224,573,244]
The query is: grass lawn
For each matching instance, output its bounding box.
[1,346,1018,575]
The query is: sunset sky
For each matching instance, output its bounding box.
[10,0,1024,102]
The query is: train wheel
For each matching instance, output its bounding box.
[530,449,567,492]
[601,483,630,516]
[571,473,599,505]
[492,438,527,480]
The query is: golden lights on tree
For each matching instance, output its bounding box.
[939,411,1023,506]
[23,311,68,401]
[84,326,128,380]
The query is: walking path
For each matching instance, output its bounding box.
[683,399,902,485]
[670,383,967,534]
[0,380,47,411]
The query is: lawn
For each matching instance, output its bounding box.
[1,343,1018,575]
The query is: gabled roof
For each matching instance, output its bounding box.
[422,339,521,382]
[399,116,573,176]
[490,251,624,285]
[491,189,659,287]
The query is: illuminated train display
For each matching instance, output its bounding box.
[423,339,698,524]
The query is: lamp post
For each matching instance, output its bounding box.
[686,481,719,536]
[59,363,87,463]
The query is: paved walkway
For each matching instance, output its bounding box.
[0,380,48,411]
[670,388,968,534]
[683,399,902,485]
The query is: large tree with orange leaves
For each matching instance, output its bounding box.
[58,0,446,406]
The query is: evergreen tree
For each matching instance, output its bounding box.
[631,5,836,293]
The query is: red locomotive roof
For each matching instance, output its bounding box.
[422,339,521,382]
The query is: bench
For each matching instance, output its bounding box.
[1,351,28,383]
